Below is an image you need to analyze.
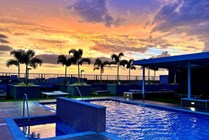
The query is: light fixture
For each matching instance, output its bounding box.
[190,107,196,111]
[191,102,195,105]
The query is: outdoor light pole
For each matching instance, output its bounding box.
[142,66,145,99]
[81,70,84,83]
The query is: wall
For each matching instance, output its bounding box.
[56,97,106,132]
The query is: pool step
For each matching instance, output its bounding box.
[44,131,120,140]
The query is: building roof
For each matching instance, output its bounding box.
[133,52,209,69]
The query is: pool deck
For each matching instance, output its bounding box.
[1,97,209,140]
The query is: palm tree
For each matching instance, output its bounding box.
[6,49,24,80]
[126,59,136,82]
[20,50,43,85]
[58,55,75,84]
[69,49,91,83]
[93,58,110,83]
[111,52,125,84]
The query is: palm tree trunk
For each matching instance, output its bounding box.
[78,63,80,83]
[117,63,119,84]
[100,70,102,83]
[25,65,28,85]
[129,68,131,83]
[64,65,67,84]
[18,63,20,82]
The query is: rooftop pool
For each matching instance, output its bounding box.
[45,99,209,140]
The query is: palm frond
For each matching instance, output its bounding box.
[66,57,76,67]
[68,49,76,54]
[6,59,18,67]
[109,61,117,65]
[69,57,77,64]
[77,49,83,56]
[79,58,91,65]
[118,52,124,59]
[29,57,43,69]
[57,55,67,65]
[120,60,128,67]
[93,67,100,71]
[10,49,24,60]
[26,49,35,58]
[102,61,110,66]
[94,58,102,66]
[127,59,134,68]
[69,49,83,60]
[111,54,119,62]
[130,65,136,70]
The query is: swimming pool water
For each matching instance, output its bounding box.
[90,100,209,140]
[18,120,77,139]
[44,100,209,140]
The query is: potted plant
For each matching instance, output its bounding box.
[66,49,92,96]
[8,49,43,99]
[68,49,91,83]
[107,53,131,94]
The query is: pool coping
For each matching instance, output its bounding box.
[6,114,120,140]
[39,97,209,116]
[111,98,209,116]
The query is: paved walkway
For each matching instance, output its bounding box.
[0,101,54,140]
[1,97,209,140]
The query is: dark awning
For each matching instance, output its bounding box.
[133,52,209,69]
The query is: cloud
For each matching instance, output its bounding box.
[202,42,209,52]
[37,54,112,66]
[0,34,9,44]
[153,0,209,32]
[13,32,29,36]
[152,0,209,51]
[0,39,9,44]
[68,0,122,27]
[0,45,13,51]
[0,28,10,33]
[0,34,10,44]
[90,43,149,54]
[37,54,62,64]
[139,35,174,49]
[0,34,7,39]
[0,17,70,36]
[30,38,68,44]
[151,51,171,58]
[90,57,112,64]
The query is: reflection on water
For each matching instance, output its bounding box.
[19,121,77,139]
[20,123,56,139]
[91,100,209,140]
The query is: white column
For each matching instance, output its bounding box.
[188,62,191,98]
[142,66,145,98]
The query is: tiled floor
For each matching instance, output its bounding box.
[0,101,54,140]
[1,97,209,140]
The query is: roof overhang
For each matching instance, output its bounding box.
[133,52,209,69]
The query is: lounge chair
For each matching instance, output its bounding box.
[0,90,6,99]
[42,91,68,98]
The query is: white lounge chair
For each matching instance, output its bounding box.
[42,91,68,98]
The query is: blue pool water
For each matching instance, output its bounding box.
[90,100,209,140]
[18,120,77,139]
[44,100,209,140]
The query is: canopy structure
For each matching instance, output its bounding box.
[133,52,209,98]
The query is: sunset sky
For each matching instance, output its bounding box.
[0,0,208,76]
